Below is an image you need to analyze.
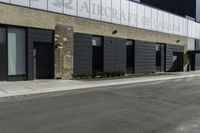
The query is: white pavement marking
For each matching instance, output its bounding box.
[0,89,7,95]
[185,78,194,81]
[174,118,200,133]
[174,79,183,82]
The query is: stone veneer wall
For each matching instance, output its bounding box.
[54,25,74,79]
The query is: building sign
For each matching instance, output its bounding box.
[1,0,200,39]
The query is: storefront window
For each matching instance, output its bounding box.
[8,28,26,76]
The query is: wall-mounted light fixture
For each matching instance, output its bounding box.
[112,29,118,35]
[176,40,180,43]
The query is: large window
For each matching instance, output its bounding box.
[8,28,26,76]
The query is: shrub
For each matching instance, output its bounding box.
[72,73,92,79]
[72,71,125,79]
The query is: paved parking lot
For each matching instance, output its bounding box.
[1,77,200,133]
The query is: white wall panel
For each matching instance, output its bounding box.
[195,22,198,38]
[157,10,164,31]
[151,8,158,31]
[111,0,120,24]
[144,6,152,30]
[187,38,195,50]
[183,19,188,36]
[101,0,112,22]
[11,0,29,7]
[129,2,137,27]
[90,0,101,20]
[192,21,196,38]
[168,14,174,34]
[30,0,47,10]
[163,12,169,33]
[195,23,199,38]
[195,23,198,38]
[198,24,200,38]
[64,0,77,16]
[78,0,89,18]
[173,16,179,34]
[121,0,129,25]
[197,23,200,38]
[137,4,145,29]
[48,0,63,13]
[178,17,183,35]
[0,0,9,3]
[1,0,200,39]
[188,20,193,38]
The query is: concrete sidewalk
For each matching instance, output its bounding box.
[0,71,200,98]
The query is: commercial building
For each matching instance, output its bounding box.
[138,0,200,71]
[0,0,199,81]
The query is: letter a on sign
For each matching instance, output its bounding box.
[78,0,90,18]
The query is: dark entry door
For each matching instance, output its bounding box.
[92,46,103,73]
[173,52,183,72]
[156,44,161,72]
[34,42,54,79]
[190,52,195,71]
[92,36,103,73]
[126,40,134,74]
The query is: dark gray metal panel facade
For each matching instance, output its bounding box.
[195,39,200,50]
[27,28,54,80]
[135,41,146,73]
[103,37,126,72]
[165,44,184,72]
[195,53,200,70]
[196,0,200,22]
[115,38,127,72]
[103,37,115,72]
[146,42,156,73]
[134,41,156,73]
[74,33,93,74]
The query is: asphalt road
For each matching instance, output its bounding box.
[1,77,200,133]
